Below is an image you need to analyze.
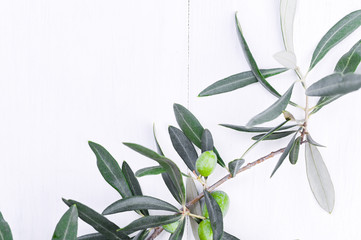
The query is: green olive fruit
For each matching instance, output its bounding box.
[202,190,230,218]
[196,151,217,177]
[198,219,213,240]
[162,221,179,233]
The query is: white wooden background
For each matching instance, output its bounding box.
[1,0,361,239]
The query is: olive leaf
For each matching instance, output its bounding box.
[273,51,297,69]
[198,68,287,97]
[173,103,225,167]
[246,84,294,127]
[289,136,301,165]
[133,230,150,240]
[219,124,297,133]
[305,143,335,213]
[153,123,164,156]
[52,205,78,240]
[77,233,107,240]
[306,73,361,96]
[228,159,245,178]
[169,126,198,173]
[0,212,13,240]
[251,130,296,141]
[162,172,184,205]
[280,0,297,53]
[62,199,129,240]
[135,166,165,177]
[169,218,185,240]
[309,10,361,71]
[270,132,297,177]
[102,196,180,215]
[88,141,132,199]
[203,190,224,240]
[120,215,182,235]
[335,39,361,74]
[123,143,186,205]
[201,129,214,152]
[306,134,325,147]
[186,177,201,240]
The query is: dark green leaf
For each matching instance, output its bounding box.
[162,172,183,204]
[306,134,325,147]
[121,161,148,216]
[246,84,294,127]
[88,141,132,198]
[335,39,361,74]
[289,136,301,165]
[169,218,185,240]
[201,129,214,152]
[228,159,245,178]
[219,124,297,133]
[309,10,361,71]
[203,190,223,240]
[198,68,288,97]
[173,103,225,167]
[135,166,165,177]
[52,205,78,240]
[168,126,198,173]
[241,120,289,158]
[133,229,150,240]
[62,199,129,240]
[153,124,164,156]
[270,132,297,177]
[252,130,296,141]
[222,232,240,240]
[123,143,185,205]
[306,73,361,96]
[77,233,106,240]
[103,196,179,215]
[0,212,13,240]
[305,143,335,213]
[120,215,182,235]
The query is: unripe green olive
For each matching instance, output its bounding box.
[202,190,230,218]
[162,221,179,233]
[196,151,217,177]
[198,219,213,240]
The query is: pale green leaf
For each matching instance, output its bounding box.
[335,39,361,74]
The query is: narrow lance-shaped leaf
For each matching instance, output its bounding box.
[305,143,335,213]
[335,39,361,74]
[219,123,297,133]
[241,120,289,158]
[121,161,148,216]
[306,134,325,147]
[133,230,150,240]
[201,129,214,152]
[252,130,296,141]
[169,218,185,240]
[289,136,301,164]
[309,10,361,71]
[228,159,245,178]
[62,199,129,240]
[162,172,183,205]
[173,103,225,167]
[203,190,223,240]
[186,177,201,240]
[123,143,186,205]
[52,205,78,240]
[77,233,107,240]
[102,196,180,215]
[120,215,182,235]
[135,166,165,177]
[246,84,294,127]
[153,123,164,156]
[198,68,287,97]
[274,51,297,69]
[88,141,132,198]
[270,132,297,177]
[306,73,361,96]
[0,212,13,240]
[280,0,297,52]
[169,126,198,173]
